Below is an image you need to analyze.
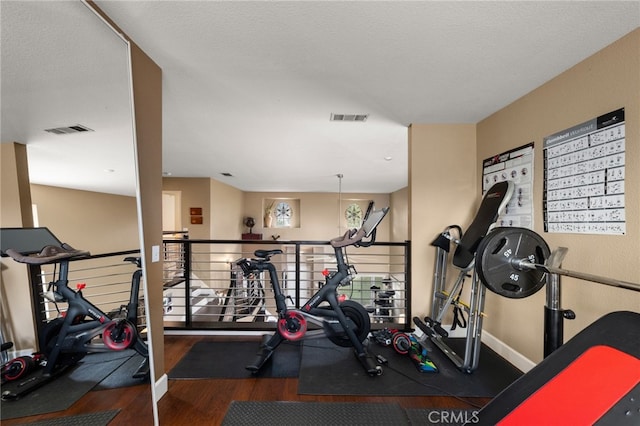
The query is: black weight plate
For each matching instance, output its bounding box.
[476,227,550,298]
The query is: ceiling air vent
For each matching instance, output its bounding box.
[330,113,369,122]
[44,124,94,135]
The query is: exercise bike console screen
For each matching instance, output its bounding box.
[362,207,389,237]
[0,227,63,256]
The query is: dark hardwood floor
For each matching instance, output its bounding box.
[2,335,490,425]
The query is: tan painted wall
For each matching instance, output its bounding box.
[242,192,391,242]
[409,124,478,317]
[163,177,212,239]
[1,143,37,350]
[162,177,246,240]
[211,179,245,239]
[476,29,640,363]
[390,186,409,242]
[30,184,138,252]
[163,178,395,243]
[0,143,33,228]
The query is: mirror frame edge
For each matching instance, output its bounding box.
[82,2,163,425]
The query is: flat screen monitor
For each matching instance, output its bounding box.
[362,207,389,237]
[0,227,63,256]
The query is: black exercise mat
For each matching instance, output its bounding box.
[168,340,301,379]
[92,351,149,390]
[1,352,132,420]
[298,337,522,397]
[222,401,409,426]
[14,409,120,426]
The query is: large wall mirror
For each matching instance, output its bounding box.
[1,1,157,423]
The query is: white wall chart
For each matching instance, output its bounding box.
[543,108,626,235]
[482,142,534,229]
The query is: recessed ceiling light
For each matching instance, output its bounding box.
[221,172,233,177]
[384,156,393,161]
[162,171,172,176]
[104,168,115,173]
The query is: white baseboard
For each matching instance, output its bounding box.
[6,348,36,359]
[155,373,168,402]
[440,324,468,338]
[164,329,266,336]
[481,330,536,373]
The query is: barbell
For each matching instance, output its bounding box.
[475,227,640,299]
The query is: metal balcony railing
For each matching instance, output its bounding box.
[161,236,411,331]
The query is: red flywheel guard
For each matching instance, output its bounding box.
[103,321,135,350]
[278,311,307,340]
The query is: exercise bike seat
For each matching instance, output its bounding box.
[452,181,514,270]
[124,256,142,268]
[5,243,90,265]
[254,249,283,259]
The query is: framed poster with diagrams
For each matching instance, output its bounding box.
[482,142,534,229]
[543,108,625,235]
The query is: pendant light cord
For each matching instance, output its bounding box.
[337,173,343,233]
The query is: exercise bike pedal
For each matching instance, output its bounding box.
[245,356,271,373]
[358,352,383,376]
[369,365,383,376]
[2,390,17,400]
[245,345,275,373]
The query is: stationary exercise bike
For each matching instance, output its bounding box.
[235,202,389,376]
[1,227,149,400]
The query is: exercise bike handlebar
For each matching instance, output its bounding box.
[5,243,90,265]
[330,206,390,249]
[330,228,367,248]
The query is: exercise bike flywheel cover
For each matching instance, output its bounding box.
[103,321,135,350]
[2,356,35,381]
[278,311,307,340]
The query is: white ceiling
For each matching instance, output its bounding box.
[1,1,137,196]
[3,1,639,196]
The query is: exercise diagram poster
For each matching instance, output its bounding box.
[482,143,534,229]
[543,108,625,235]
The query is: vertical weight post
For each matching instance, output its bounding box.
[544,272,563,357]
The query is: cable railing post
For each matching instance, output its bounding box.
[295,242,301,308]
[405,240,412,328]
[184,240,192,328]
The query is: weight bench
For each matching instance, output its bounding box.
[414,180,514,373]
[472,310,640,425]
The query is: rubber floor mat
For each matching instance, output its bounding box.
[168,340,301,379]
[222,401,408,426]
[13,409,120,426]
[297,337,522,397]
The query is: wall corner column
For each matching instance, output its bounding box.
[0,142,37,350]
[129,43,165,383]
